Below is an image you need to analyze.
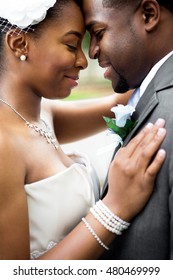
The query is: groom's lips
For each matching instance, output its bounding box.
[104,66,112,79]
[99,61,112,80]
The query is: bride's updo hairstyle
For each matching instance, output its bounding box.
[27,0,82,39]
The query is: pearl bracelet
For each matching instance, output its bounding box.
[98,200,130,227]
[82,218,109,251]
[90,200,130,235]
[90,207,122,235]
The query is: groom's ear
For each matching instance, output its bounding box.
[6,30,29,59]
[141,0,160,32]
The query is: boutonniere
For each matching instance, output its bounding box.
[103,104,136,144]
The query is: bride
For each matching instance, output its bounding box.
[0,0,166,259]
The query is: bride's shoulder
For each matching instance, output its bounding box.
[0,119,27,183]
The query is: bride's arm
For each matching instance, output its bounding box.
[38,120,166,260]
[42,91,132,144]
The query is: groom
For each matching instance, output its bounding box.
[82,0,173,259]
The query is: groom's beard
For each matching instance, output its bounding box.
[112,73,130,94]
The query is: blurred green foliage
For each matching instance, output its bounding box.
[66,87,111,101]
[82,32,90,50]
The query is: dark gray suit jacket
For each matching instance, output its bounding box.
[101,54,173,260]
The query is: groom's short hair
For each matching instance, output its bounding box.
[102,0,173,13]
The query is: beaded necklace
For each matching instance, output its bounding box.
[0,98,59,150]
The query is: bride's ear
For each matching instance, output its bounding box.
[5,30,29,59]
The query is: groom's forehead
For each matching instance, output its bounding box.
[82,0,125,31]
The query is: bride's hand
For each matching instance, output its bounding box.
[103,119,166,221]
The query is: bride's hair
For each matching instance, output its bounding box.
[30,0,82,38]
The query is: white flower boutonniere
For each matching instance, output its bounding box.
[103,104,136,143]
[0,0,56,28]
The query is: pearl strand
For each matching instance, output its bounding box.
[98,200,130,227]
[90,200,130,235]
[82,218,109,251]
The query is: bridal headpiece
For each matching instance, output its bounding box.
[0,0,56,34]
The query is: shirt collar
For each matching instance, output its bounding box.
[140,51,173,97]
[128,51,173,108]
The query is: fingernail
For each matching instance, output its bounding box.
[155,118,165,126]
[146,122,153,128]
[158,149,166,158]
[157,128,166,136]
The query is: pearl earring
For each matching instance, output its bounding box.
[20,55,26,61]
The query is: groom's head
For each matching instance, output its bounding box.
[82,0,173,93]
[102,0,173,11]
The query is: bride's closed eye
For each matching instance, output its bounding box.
[66,44,78,52]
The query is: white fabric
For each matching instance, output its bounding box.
[24,152,98,259]
[128,88,140,108]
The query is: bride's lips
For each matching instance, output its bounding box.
[65,75,79,88]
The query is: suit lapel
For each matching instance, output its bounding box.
[101,143,122,197]
[101,54,173,197]
[123,84,159,145]
[101,85,158,197]
[124,53,173,144]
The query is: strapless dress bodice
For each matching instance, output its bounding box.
[24,152,100,259]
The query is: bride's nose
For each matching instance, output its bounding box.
[75,50,88,70]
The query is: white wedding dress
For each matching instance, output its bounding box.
[24,152,100,259]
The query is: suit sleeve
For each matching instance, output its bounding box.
[169,141,173,259]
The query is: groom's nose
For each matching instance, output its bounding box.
[89,39,100,60]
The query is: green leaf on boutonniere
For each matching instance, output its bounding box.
[103,116,137,140]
